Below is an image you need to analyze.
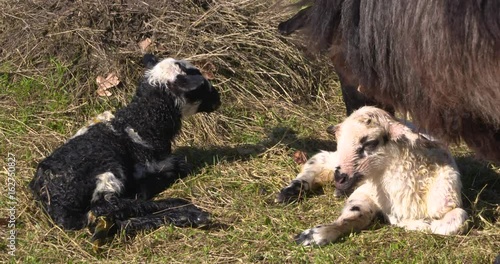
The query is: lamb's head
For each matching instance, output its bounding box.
[327,106,421,191]
[143,54,221,117]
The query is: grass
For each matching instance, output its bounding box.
[1,0,499,263]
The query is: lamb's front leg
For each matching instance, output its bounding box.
[295,191,381,246]
[133,155,190,200]
[276,151,339,203]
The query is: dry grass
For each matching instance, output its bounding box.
[1,0,499,263]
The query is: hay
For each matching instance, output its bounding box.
[1,0,340,144]
[1,0,331,97]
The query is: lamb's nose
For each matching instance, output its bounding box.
[334,170,348,184]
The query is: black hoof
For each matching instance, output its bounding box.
[168,204,212,227]
[275,180,308,203]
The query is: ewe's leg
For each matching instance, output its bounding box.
[277,6,310,35]
[276,151,339,203]
[295,190,381,246]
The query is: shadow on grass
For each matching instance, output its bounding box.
[174,144,266,170]
[455,156,500,228]
[265,126,337,154]
[174,125,338,205]
[175,125,337,175]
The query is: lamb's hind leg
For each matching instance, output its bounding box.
[396,167,468,235]
[430,208,468,235]
[90,197,210,227]
[89,197,210,250]
[427,167,468,235]
[295,189,382,246]
[115,198,211,235]
[276,151,340,203]
[393,208,467,235]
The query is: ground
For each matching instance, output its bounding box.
[0,0,499,263]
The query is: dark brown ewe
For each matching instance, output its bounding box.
[279,0,500,163]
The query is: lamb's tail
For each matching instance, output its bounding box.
[88,197,211,251]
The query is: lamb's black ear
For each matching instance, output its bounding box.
[142,54,158,69]
[172,74,206,92]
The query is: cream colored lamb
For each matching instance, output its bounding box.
[277,106,468,246]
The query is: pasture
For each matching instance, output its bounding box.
[1,1,498,263]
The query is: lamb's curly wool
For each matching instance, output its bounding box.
[278,106,467,246]
[29,54,221,244]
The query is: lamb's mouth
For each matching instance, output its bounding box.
[334,171,363,191]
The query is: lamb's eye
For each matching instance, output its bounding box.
[361,139,379,154]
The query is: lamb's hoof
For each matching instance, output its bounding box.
[90,216,113,252]
[170,206,212,228]
[275,180,307,203]
[294,228,316,246]
[194,211,212,226]
[294,226,334,246]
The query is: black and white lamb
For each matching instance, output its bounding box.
[29,54,221,247]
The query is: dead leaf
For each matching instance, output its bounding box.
[96,73,120,97]
[138,38,152,52]
[97,89,112,97]
[293,150,308,165]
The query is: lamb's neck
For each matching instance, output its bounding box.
[113,92,183,147]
